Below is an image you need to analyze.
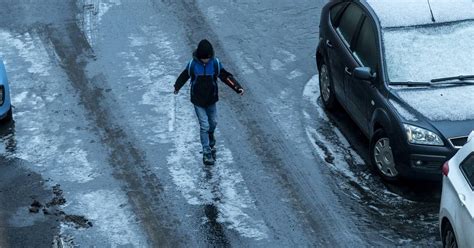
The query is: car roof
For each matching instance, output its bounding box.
[363,0,474,28]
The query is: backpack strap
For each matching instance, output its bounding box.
[214,58,221,77]
[187,59,195,79]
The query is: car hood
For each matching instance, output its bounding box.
[392,85,474,139]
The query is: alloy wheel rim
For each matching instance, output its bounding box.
[320,65,331,103]
[445,230,456,248]
[374,137,398,178]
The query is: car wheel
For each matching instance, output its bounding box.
[0,107,12,123]
[319,62,337,109]
[370,129,399,181]
[443,222,457,248]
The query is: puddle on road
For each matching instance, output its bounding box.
[302,75,440,245]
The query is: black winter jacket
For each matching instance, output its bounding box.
[174,54,243,107]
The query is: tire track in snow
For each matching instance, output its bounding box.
[41,21,178,246]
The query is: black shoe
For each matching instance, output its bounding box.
[211,147,217,160]
[203,152,215,165]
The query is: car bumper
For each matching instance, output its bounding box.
[393,143,456,181]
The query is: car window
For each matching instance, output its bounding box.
[330,3,346,25]
[353,17,378,71]
[460,153,474,190]
[337,4,364,45]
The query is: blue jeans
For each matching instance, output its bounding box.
[194,104,217,154]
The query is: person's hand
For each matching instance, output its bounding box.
[174,89,179,95]
[238,88,244,96]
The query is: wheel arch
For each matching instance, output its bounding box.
[370,108,393,139]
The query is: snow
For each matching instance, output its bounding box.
[383,21,474,83]
[429,0,474,24]
[389,99,418,122]
[73,190,146,246]
[0,31,51,77]
[366,0,473,28]
[396,85,474,121]
[270,59,284,71]
[287,69,303,80]
[302,75,365,181]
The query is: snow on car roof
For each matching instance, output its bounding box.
[365,0,474,28]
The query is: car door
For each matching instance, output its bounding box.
[457,153,474,247]
[346,15,380,133]
[326,3,364,107]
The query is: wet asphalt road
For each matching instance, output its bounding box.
[0,0,442,247]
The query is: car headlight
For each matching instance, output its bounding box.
[403,124,444,146]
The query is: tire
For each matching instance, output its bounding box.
[0,107,13,123]
[370,129,400,181]
[442,221,458,248]
[318,62,338,110]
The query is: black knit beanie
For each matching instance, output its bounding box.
[196,39,214,59]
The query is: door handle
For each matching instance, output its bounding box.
[326,40,333,48]
[459,193,467,207]
[344,67,352,76]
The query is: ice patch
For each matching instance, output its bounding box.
[396,85,474,121]
[74,190,145,246]
[389,99,418,122]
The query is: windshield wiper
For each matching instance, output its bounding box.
[431,75,474,83]
[390,76,474,87]
[389,81,432,86]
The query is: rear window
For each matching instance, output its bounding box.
[460,153,474,190]
[337,4,364,45]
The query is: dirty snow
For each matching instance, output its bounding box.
[396,85,474,121]
[389,99,418,122]
[366,0,473,28]
[383,21,474,82]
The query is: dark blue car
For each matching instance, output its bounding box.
[316,0,474,181]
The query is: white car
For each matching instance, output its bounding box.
[440,131,474,248]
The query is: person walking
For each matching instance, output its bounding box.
[174,39,244,165]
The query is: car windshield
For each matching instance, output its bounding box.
[382,20,474,83]
[460,153,474,190]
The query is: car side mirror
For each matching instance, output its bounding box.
[354,67,376,81]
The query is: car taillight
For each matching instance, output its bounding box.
[442,161,449,176]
